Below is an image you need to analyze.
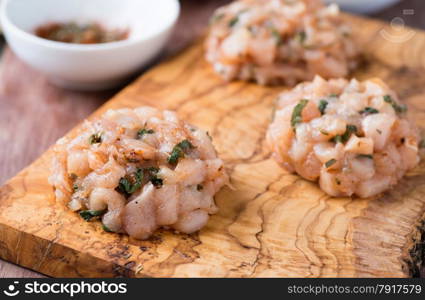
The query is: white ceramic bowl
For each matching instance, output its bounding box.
[324,0,401,14]
[0,0,180,90]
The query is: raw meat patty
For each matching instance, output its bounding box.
[267,76,420,198]
[205,0,358,85]
[49,106,228,239]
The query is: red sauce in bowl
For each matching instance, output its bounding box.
[34,22,129,44]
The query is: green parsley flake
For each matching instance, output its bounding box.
[79,210,106,221]
[318,100,328,115]
[88,132,102,144]
[291,99,309,129]
[210,13,224,24]
[384,95,407,114]
[168,140,195,165]
[102,224,113,232]
[332,125,357,144]
[357,154,373,159]
[145,167,163,188]
[116,167,164,195]
[228,16,239,27]
[320,129,329,136]
[325,159,337,168]
[137,128,154,139]
[359,107,379,115]
[117,168,143,195]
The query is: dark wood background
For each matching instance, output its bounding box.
[0,0,423,278]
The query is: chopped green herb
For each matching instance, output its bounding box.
[419,140,425,148]
[210,13,224,24]
[168,140,195,165]
[318,100,328,115]
[79,210,106,221]
[197,184,204,191]
[88,132,102,144]
[357,154,373,159]
[325,159,337,168]
[332,135,343,143]
[384,95,407,114]
[137,128,154,139]
[118,178,134,194]
[145,167,163,188]
[359,107,379,115]
[116,167,163,194]
[271,28,282,45]
[296,31,307,44]
[331,125,357,144]
[102,224,113,232]
[179,140,195,151]
[150,177,163,188]
[347,124,358,134]
[383,95,392,103]
[320,129,329,136]
[168,147,184,165]
[73,184,79,192]
[328,93,338,98]
[145,167,159,174]
[117,168,143,195]
[291,99,309,129]
[228,16,239,27]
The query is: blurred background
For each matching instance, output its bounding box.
[0,0,424,278]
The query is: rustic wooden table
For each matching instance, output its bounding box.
[0,0,424,278]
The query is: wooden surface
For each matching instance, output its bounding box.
[0,0,424,278]
[1,12,425,277]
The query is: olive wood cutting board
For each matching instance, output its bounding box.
[0,14,425,278]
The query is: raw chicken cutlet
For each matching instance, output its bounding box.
[267,76,420,198]
[205,0,358,85]
[49,106,229,239]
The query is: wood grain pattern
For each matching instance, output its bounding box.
[1,14,425,278]
[0,0,232,277]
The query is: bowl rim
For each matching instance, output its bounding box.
[0,0,180,52]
